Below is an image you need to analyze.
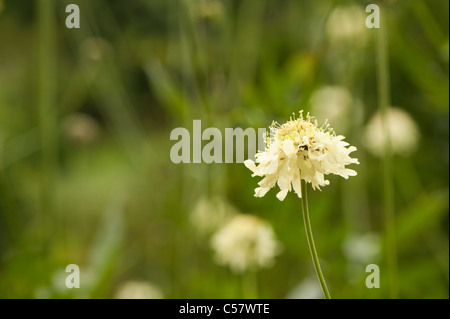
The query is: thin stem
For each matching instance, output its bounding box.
[38,0,57,243]
[242,271,258,299]
[375,5,398,299]
[300,179,331,299]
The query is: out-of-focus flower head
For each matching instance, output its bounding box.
[211,214,282,273]
[326,4,368,47]
[114,281,164,299]
[244,111,359,200]
[34,267,94,299]
[285,277,324,299]
[192,0,224,22]
[342,232,381,283]
[342,232,381,265]
[190,196,238,235]
[310,85,364,134]
[364,107,420,157]
[80,37,112,62]
[62,112,100,146]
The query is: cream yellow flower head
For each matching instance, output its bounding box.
[326,4,368,47]
[190,196,237,235]
[114,281,164,299]
[364,107,420,157]
[211,214,281,273]
[244,111,359,200]
[310,85,364,134]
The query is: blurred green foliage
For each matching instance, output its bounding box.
[0,0,448,298]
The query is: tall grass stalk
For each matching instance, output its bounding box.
[38,0,57,241]
[375,6,398,299]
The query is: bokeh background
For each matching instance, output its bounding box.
[0,0,448,298]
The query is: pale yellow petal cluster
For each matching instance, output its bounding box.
[364,107,420,157]
[211,215,281,273]
[245,111,359,200]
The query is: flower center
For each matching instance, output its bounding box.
[275,120,318,144]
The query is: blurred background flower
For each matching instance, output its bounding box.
[364,107,420,157]
[342,232,381,265]
[211,214,282,273]
[192,0,224,22]
[62,112,101,146]
[114,280,164,299]
[190,196,238,236]
[326,4,368,47]
[285,276,324,299]
[310,85,364,134]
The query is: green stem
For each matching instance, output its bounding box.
[242,271,258,299]
[300,179,331,299]
[38,0,57,244]
[375,5,398,299]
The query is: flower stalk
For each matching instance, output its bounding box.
[375,5,398,299]
[242,271,258,299]
[244,111,358,300]
[300,179,331,299]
